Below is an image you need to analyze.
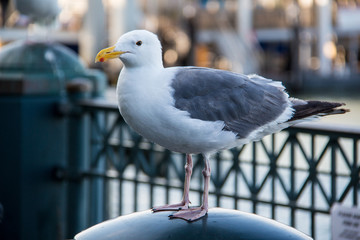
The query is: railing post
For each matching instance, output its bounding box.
[289,132,296,227]
[66,79,92,238]
[252,142,257,213]
[352,139,359,205]
[89,110,106,225]
[330,137,337,205]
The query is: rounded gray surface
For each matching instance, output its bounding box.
[75,208,312,240]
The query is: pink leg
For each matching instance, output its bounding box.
[169,154,211,221]
[152,154,193,211]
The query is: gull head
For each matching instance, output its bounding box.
[95,30,163,68]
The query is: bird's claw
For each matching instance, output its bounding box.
[152,202,189,212]
[168,206,207,222]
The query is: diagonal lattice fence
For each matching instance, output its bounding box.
[74,100,359,239]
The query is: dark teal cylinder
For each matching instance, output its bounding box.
[0,40,106,240]
[0,82,68,240]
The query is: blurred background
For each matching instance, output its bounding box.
[0,0,359,125]
[0,1,359,240]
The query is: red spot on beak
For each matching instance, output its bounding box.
[100,57,105,62]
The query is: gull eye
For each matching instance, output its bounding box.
[136,41,142,46]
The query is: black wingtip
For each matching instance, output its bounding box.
[289,100,349,121]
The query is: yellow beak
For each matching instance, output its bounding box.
[95,46,126,63]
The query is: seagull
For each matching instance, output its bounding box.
[95,30,348,221]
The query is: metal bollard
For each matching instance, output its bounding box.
[74,208,313,240]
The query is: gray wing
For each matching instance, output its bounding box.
[171,67,290,139]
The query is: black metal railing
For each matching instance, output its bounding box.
[70,99,359,239]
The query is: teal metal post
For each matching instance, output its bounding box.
[0,40,107,240]
[0,87,67,240]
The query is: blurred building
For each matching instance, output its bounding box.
[0,0,359,90]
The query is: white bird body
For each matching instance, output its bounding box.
[96,29,347,221]
[117,66,238,154]
[117,65,299,154]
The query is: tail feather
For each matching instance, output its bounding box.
[288,99,349,122]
